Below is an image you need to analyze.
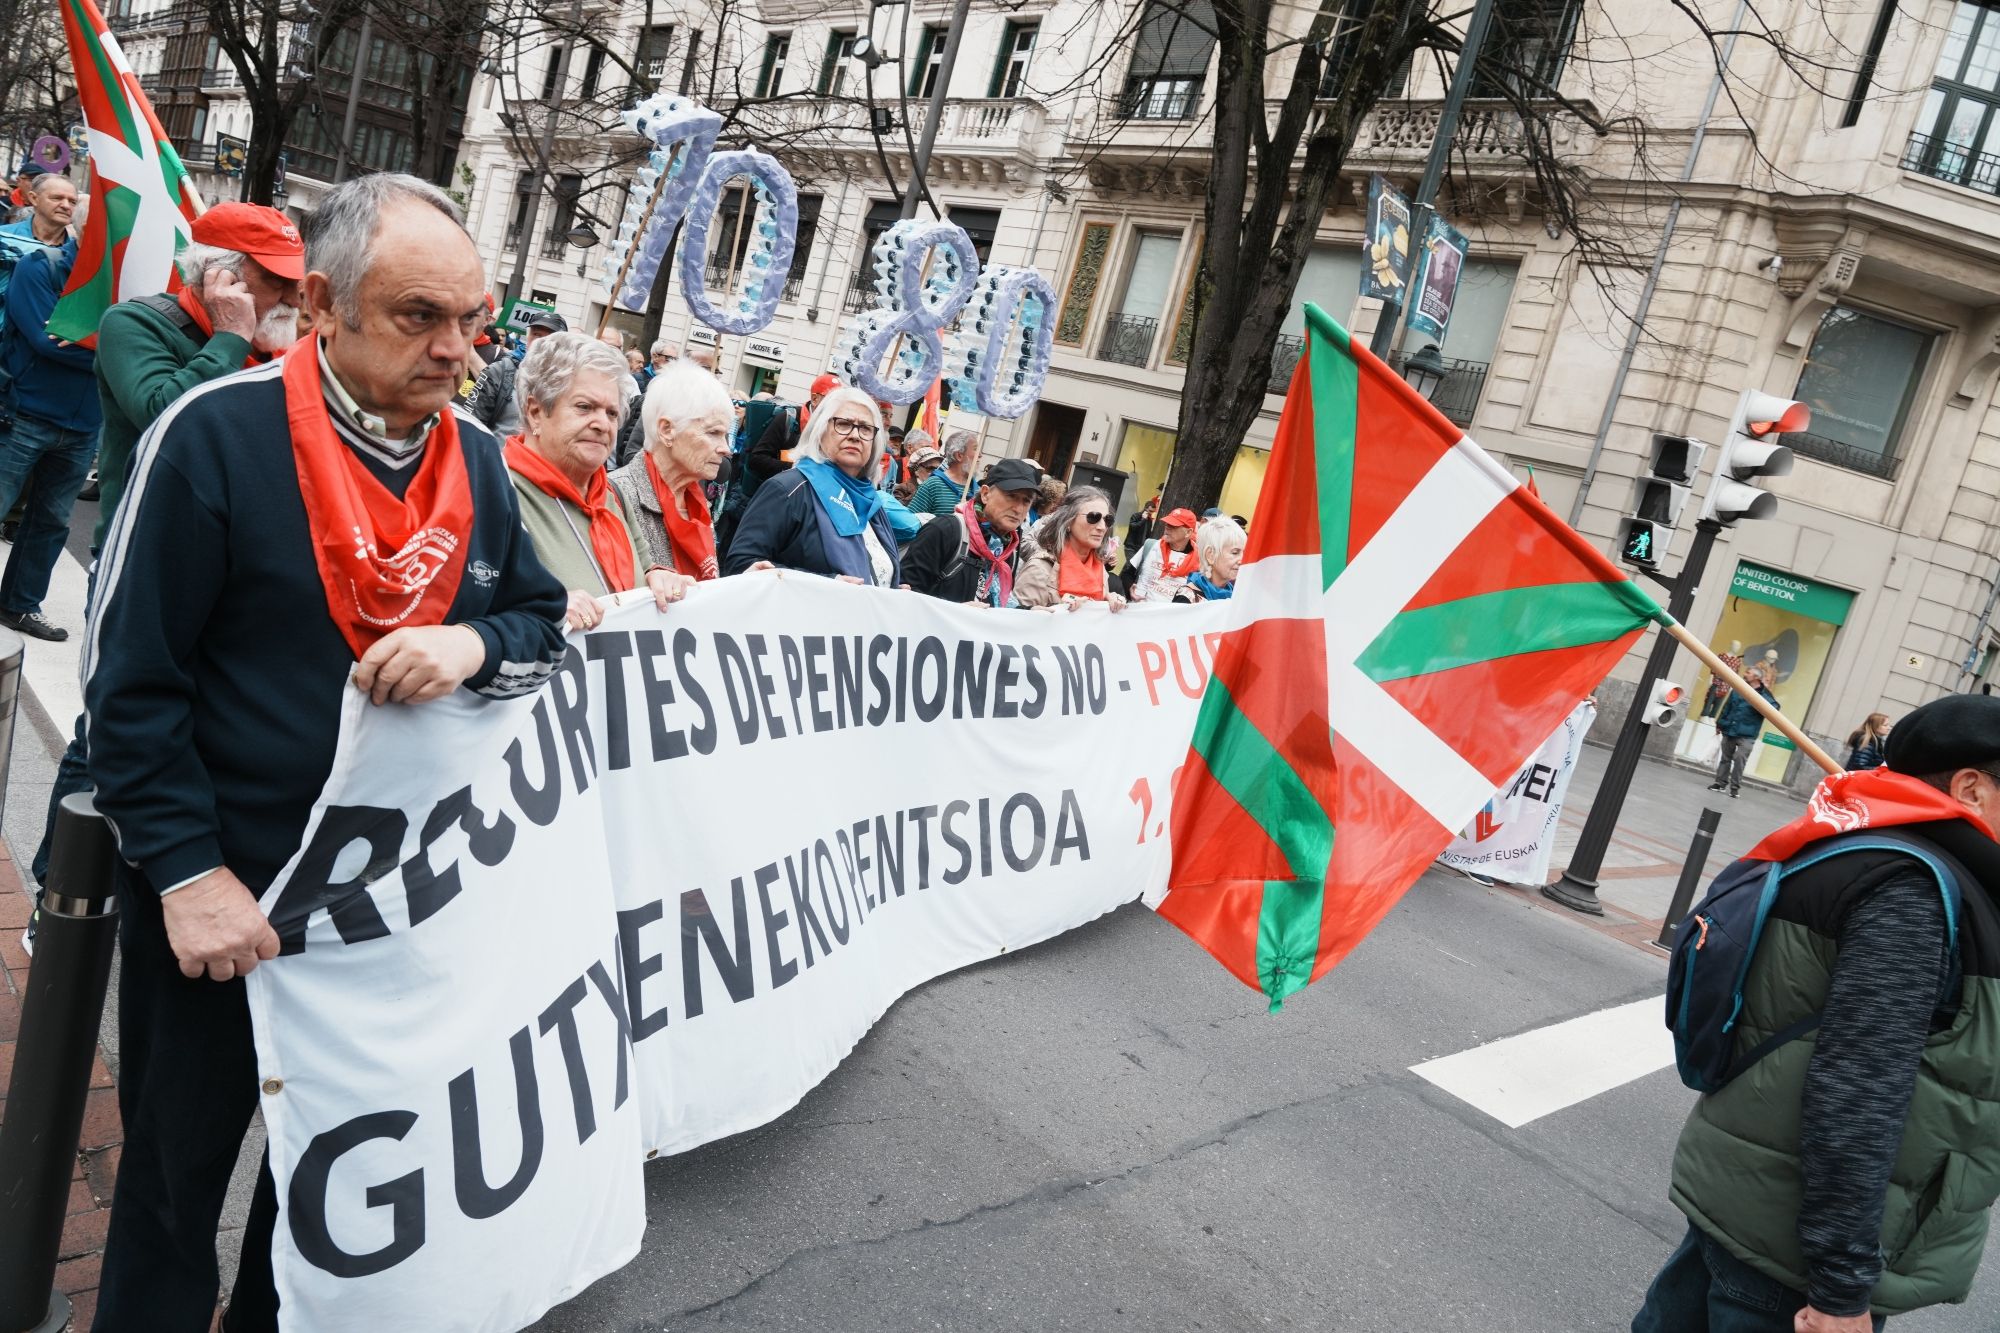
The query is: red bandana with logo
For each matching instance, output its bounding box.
[644,451,718,580]
[504,437,638,593]
[1745,766,1995,863]
[1157,536,1198,580]
[285,337,474,659]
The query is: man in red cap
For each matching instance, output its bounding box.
[747,369,838,482]
[20,201,304,937]
[1129,505,1200,601]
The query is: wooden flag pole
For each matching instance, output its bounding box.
[1664,621,1839,775]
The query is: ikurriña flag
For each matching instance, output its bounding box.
[46,0,201,345]
[1155,304,1671,1010]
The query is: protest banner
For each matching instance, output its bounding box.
[1437,701,1596,886]
[247,573,1229,1329]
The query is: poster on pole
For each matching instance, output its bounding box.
[1361,174,1413,302]
[1437,701,1596,886]
[1406,216,1469,344]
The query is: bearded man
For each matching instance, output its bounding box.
[83,173,567,1331]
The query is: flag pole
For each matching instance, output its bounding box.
[1664,621,1839,775]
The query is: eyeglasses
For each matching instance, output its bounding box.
[1080,511,1109,525]
[827,418,874,438]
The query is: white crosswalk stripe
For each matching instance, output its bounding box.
[1410,997,1677,1128]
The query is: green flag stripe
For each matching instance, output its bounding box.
[1356,581,1654,685]
[1303,306,1356,592]
[1189,679,1334,1009]
[67,0,143,149]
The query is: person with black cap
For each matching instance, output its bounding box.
[1633,692,2000,1333]
[901,456,1039,604]
[468,305,566,436]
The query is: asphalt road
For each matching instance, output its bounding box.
[13,501,1999,1332]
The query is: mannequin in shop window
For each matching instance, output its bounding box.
[1703,640,1744,719]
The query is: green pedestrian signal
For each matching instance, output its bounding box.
[1618,517,1661,568]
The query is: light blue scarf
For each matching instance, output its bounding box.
[797,457,885,538]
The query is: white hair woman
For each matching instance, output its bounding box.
[505,331,694,627]
[1172,516,1246,603]
[609,360,736,580]
[1014,485,1125,610]
[722,384,901,585]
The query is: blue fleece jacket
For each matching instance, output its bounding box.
[83,360,568,893]
[1,239,100,432]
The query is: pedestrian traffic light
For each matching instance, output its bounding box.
[1617,434,1705,571]
[1644,679,1689,727]
[1702,391,1805,525]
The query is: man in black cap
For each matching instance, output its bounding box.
[901,456,1040,605]
[1634,692,2000,1333]
[468,306,566,436]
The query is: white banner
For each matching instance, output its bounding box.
[1436,701,1595,885]
[246,573,1228,1329]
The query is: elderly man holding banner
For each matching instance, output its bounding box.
[81,173,568,1332]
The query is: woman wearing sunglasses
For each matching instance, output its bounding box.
[1014,486,1126,610]
[723,385,901,586]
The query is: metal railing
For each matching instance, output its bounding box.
[1385,351,1490,428]
[1097,313,1160,367]
[1900,130,2000,197]
[1118,77,1201,121]
[1268,334,1305,394]
[540,230,570,259]
[1783,430,1902,481]
[843,270,873,313]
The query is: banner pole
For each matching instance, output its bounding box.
[598,163,678,340]
[1665,621,1839,775]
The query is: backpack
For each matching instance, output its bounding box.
[0,228,44,341]
[1665,830,1961,1093]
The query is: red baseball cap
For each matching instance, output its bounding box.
[190,202,305,281]
[810,372,841,397]
[1162,507,1199,529]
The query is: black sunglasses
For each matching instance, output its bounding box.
[1080,511,1110,525]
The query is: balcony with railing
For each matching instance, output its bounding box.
[1119,76,1201,121]
[1783,431,1902,481]
[1097,314,1160,368]
[1384,351,1489,428]
[504,98,608,145]
[1900,130,2000,199]
[735,97,1044,162]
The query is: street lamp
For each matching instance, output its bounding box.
[1402,343,1447,401]
[564,206,606,250]
[850,35,894,68]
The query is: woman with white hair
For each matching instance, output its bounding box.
[723,385,901,585]
[1172,516,1245,603]
[505,331,694,628]
[1014,485,1126,610]
[609,360,735,580]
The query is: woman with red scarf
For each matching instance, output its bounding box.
[609,358,735,581]
[504,333,694,628]
[1015,484,1127,610]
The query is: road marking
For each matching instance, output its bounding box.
[1410,997,1675,1129]
[16,545,91,741]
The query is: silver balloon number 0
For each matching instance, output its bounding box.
[604,95,799,336]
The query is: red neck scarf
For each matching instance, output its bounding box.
[177,286,263,369]
[957,499,1018,606]
[1746,767,1996,863]
[504,437,636,593]
[285,337,473,659]
[644,451,718,581]
[1158,536,1199,579]
[1058,544,1106,600]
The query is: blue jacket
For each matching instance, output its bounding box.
[84,361,567,893]
[1717,685,1778,739]
[723,467,902,585]
[2,238,100,432]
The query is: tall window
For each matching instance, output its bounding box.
[1787,305,1932,480]
[1319,0,1409,99]
[635,23,675,87]
[820,31,855,95]
[543,173,582,258]
[991,20,1037,98]
[1469,0,1583,99]
[538,40,565,99]
[912,25,950,97]
[579,41,605,97]
[756,34,789,97]
[1906,2,2000,194]
[787,193,822,297]
[1121,0,1216,120]
[1098,231,1181,367]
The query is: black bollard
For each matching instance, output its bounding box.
[1653,807,1722,951]
[0,794,121,1333]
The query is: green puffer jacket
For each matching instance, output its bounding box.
[1670,822,2000,1316]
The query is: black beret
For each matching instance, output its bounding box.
[1884,695,2000,776]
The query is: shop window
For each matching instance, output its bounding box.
[1114,422,1267,526]
[1120,0,1215,119]
[1904,1,2000,193]
[1469,0,1583,100]
[1675,562,1854,786]
[1055,220,1114,347]
[1788,305,1931,480]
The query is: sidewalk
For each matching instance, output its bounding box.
[1455,741,1806,951]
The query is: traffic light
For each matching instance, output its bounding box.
[1702,391,1805,525]
[1643,679,1689,727]
[1617,433,1705,570]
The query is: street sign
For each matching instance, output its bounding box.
[497,296,557,334]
